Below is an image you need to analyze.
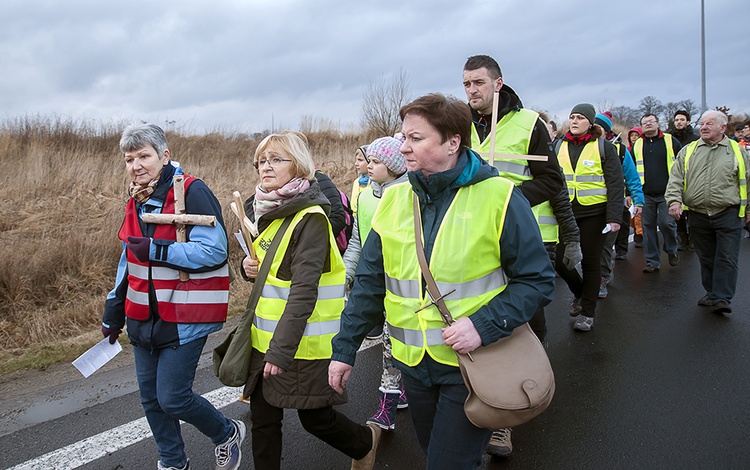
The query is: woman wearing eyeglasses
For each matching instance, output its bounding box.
[238,130,378,470]
[554,103,624,331]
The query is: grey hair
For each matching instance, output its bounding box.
[119,123,168,157]
[700,110,728,126]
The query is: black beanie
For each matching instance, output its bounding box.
[570,103,596,127]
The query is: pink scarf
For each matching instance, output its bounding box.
[253,178,311,221]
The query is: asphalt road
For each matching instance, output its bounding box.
[2,239,750,469]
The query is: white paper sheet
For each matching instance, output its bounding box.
[234,232,251,258]
[72,338,123,378]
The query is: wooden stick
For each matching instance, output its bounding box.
[141,213,217,226]
[232,191,257,260]
[173,173,189,281]
[483,90,548,162]
[488,90,499,166]
[477,152,548,162]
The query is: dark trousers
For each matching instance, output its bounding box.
[528,243,556,342]
[615,206,631,256]
[556,213,607,318]
[249,379,371,470]
[688,207,743,302]
[402,374,491,470]
[677,211,690,246]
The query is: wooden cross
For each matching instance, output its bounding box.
[141,169,217,281]
[475,91,549,164]
[229,190,257,261]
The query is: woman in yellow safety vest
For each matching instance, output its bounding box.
[329,93,556,469]
[238,130,378,470]
[554,103,624,332]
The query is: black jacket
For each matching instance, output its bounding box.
[669,126,699,147]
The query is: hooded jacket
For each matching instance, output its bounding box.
[669,125,699,147]
[470,84,563,207]
[241,181,347,409]
[331,149,556,385]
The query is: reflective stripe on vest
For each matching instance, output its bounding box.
[633,134,675,185]
[470,108,557,243]
[356,186,379,245]
[371,177,513,367]
[557,139,608,205]
[683,139,748,217]
[250,205,346,360]
[118,175,229,323]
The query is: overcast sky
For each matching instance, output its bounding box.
[1,0,747,135]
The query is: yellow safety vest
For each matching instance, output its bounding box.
[558,139,608,205]
[683,140,748,217]
[356,186,379,246]
[371,178,512,367]
[251,206,346,359]
[470,108,558,243]
[633,133,675,185]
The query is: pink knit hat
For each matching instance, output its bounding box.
[366,137,407,175]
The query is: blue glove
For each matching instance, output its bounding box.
[127,236,151,262]
[101,325,122,345]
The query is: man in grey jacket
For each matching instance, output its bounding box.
[666,110,750,315]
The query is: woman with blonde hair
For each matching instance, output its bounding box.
[239,130,378,470]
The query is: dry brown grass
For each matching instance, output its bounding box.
[0,116,366,373]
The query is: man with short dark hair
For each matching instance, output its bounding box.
[667,110,750,315]
[463,54,568,459]
[632,114,682,272]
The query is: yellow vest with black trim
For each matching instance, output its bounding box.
[683,139,748,217]
[470,108,558,243]
[356,186,379,246]
[250,206,346,359]
[558,139,607,205]
[633,133,675,185]
[371,177,512,368]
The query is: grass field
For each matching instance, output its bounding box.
[0,116,365,374]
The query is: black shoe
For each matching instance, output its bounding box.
[615,252,627,260]
[712,300,732,315]
[668,253,679,266]
[677,243,689,252]
[642,265,659,273]
[697,295,717,307]
[366,324,384,340]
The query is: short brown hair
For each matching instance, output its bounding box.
[399,93,472,150]
[463,55,502,79]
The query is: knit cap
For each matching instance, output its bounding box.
[366,137,407,175]
[595,113,613,134]
[570,103,596,126]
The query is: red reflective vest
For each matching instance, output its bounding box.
[118,176,229,323]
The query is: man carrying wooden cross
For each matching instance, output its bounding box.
[101,123,244,470]
[463,54,577,459]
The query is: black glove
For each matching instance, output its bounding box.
[101,325,122,345]
[127,236,151,262]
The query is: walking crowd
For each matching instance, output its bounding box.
[100,54,750,470]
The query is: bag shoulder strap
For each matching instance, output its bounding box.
[244,216,294,314]
[412,193,455,327]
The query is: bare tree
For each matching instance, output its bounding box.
[678,99,699,121]
[360,69,410,137]
[638,96,664,118]
[663,102,682,128]
[610,105,640,129]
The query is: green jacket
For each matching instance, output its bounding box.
[666,136,750,217]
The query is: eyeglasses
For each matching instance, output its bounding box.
[254,157,292,170]
[641,119,658,125]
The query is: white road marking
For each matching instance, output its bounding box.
[8,340,378,469]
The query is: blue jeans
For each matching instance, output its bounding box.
[642,193,678,267]
[402,374,491,470]
[688,207,743,302]
[133,336,234,468]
